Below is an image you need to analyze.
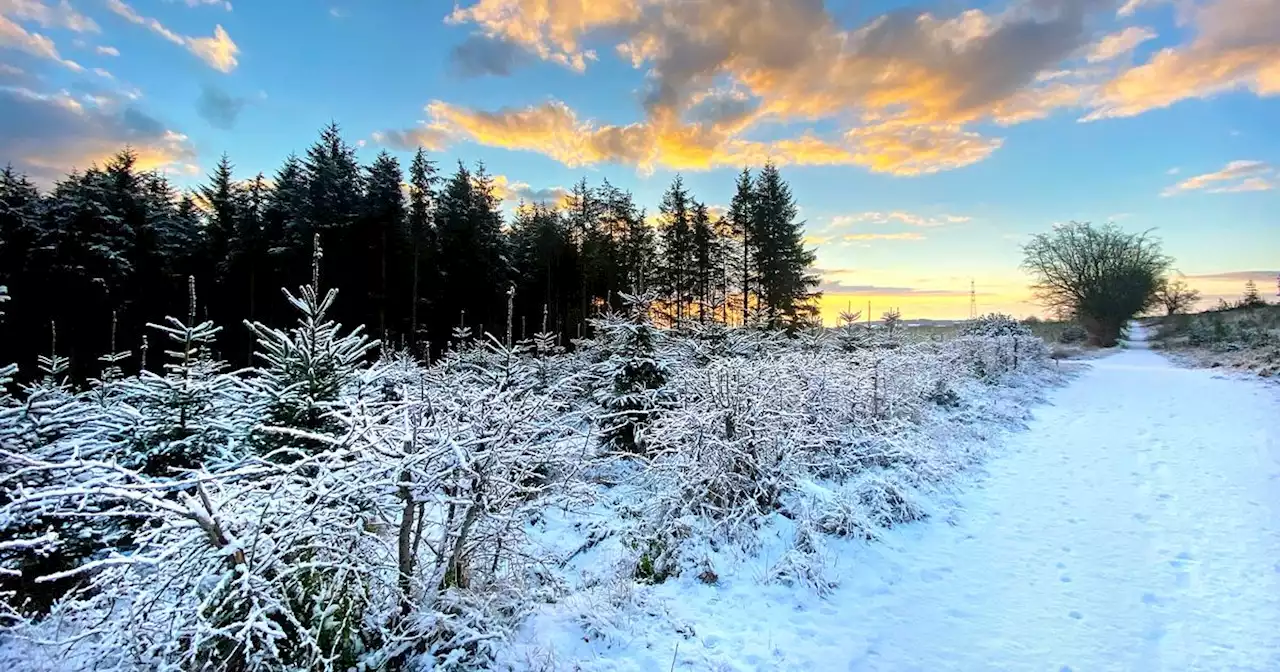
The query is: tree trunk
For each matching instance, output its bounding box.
[396,467,415,614]
[410,244,420,347]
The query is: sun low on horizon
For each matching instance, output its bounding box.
[2,0,1277,322]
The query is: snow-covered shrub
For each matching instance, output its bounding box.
[960,313,1033,338]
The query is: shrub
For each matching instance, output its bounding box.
[1057,324,1088,344]
[960,313,1033,338]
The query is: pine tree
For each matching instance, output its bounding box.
[244,239,379,455]
[657,176,696,325]
[122,278,240,475]
[591,292,671,453]
[1242,279,1265,308]
[690,200,720,322]
[303,123,364,329]
[753,162,819,329]
[727,168,756,326]
[361,151,407,341]
[266,151,311,288]
[435,162,509,346]
[199,154,241,284]
[407,148,440,350]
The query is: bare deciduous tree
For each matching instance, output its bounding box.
[1022,222,1169,347]
[1153,277,1201,315]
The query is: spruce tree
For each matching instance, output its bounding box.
[303,123,364,328]
[245,238,379,455]
[690,200,720,322]
[727,168,756,325]
[657,176,696,325]
[407,148,440,349]
[264,154,310,295]
[753,162,819,329]
[361,151,407,341]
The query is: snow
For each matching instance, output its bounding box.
[504,325,1280,671]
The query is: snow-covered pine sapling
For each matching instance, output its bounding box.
[96,310,129,383]
[590,291,672,454]
[244,283,379,456]
[122,276,241,475]
[836,309,870,352]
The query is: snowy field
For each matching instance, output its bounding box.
[3,316,1279,671]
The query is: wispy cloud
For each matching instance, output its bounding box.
[832,211,971,228]
[1086,26,1157,63]
[106,0,239,72]
[1161,160,1275,196]
[95,45,119,56]
[841,232,926,242]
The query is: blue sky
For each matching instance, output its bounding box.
[2,0,1277,319]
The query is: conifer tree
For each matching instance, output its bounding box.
[752,162,819,328]
[690,200,720,322]
[361,151,407,341]
[245,237,379,455]
[407,148,440,348]
[303,123,364,328]
[727,168,756,325]
[123,277,240,475]
[657,176,696,325]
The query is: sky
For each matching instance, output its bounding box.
[1,0,1277,322]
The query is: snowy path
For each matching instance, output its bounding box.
[819,330,1280,671]
[561,328,1280,671]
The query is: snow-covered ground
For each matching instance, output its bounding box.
[508,327,1280,671]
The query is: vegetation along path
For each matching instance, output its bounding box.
[582,327,1280,671]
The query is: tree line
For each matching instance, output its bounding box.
[0,123,819,382]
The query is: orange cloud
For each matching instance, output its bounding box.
[1086,0,1280,120]
[488,174,572,207]
[0,86,198,183]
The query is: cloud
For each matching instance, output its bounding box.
[1085,0,1280,120]
[0,12,84,71]
[96,45,120,56]
[329,7,346,18]
[438,0,1130,175]
[832,211,972,228]
[1185,270,1279,282]
[106,0,239,72]
[371,126,449,152]
[417,99,1002,175]
[1086,26,1156,63]
[196,83,246,129]
[817,279,968,295]
[489,174,571,206]
[166,0,232,9]
[446,0,638,72]
[0,85,198,183]
[1,0,99,32]
[840,232,927,241]
[450,34,530,77]
[1161,160,1275,195]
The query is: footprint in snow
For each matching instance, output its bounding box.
[1068,611,1083,620]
